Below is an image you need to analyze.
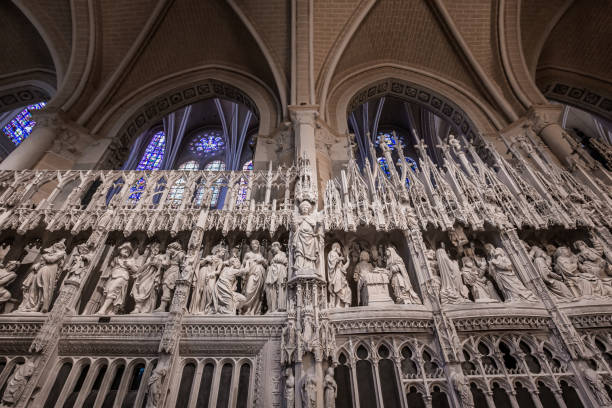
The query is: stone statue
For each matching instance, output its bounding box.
[554,246,588,298]
[354,250,373,306]
[327,242,351,308]
[96,242,140,315]
[190,244,226,314]
[241,240,267,315]
[285,368,295,408]
[64,243,94,284]
[146,361,168,408]
[0,241,11,264]
[300,374,317,408]
[324,367,337,408]
[18,240,67,313]
[583,365,612,406]
[292,200,322,275]
[1,359,36,405]
[385,246,420,304]
[575,240,612,296]
[0,261,18,309]
[436,243,469,304]
[460,256,498,303]
[529,245,573,300]
[485,244,538,303]
[214,257,248,314]
[265,242,288,312]
[451,371,474,408]
[131,243,169,314]
[155,242,185,312]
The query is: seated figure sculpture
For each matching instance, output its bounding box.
[485,244,537,303]
[460,256,499,303]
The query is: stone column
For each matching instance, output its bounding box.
[527,105,575,167]
[290,105,318,179]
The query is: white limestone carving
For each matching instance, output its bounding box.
[0,261,18,309]
[96,242,140,315]
[450,371,474,408]
[300,374,317,408]
[265,242,288,312]
[386,246,420,304]
[145,360,168,408]
[353,250,373,306]
[284,368,295,408]
[292,200,323,277]
[583,365,612,407]
[215,257,248,315]
[327,242,351,308]
[0,360,36,406]
[436,243,469,304]
[241,239,267,315]
[485,244,538,303]
[131,243,169,314]
[460,256,499,303]
[155,242,185,312]
[18,240,67,313]
[323,367,337,408]
[63,243,94,284]
[189,243,226,314]
[529,245,573,300]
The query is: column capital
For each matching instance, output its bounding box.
[288,104,319,126]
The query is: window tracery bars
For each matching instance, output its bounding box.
[1,102,46,145]
[204,160,225,208]
[136,130,166,170]
[169,160,200,204]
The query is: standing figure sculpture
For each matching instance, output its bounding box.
[301,374,317,408]
[292,200,322,276]
[18,240,67,313]
[0,261,18,310]
[96,242,140,315]
[156,242,185,312]
[327,242,351,308]
[215,257,248,314]
[241,240,267,315]
[1,359,36,406]
[131,243,169,314]
[460,256,498,302]
[324,367,337,408]
[354,250,373,306]
[436,243,469,304]
[554,246,588,297]
[146,361,168,408]
[386,246,420,304]
[265,242,288,312]
[284,368,295,408]
[530,245,573,300]
[64,243,94,284]
[485,245,537,303]
[190,244,226,314]
[575,240,611,296]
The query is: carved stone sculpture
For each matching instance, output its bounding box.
[131,243,169,314]
[554,246,585,298]
[451,371,474,408]
[575,240,612,296]
[385,246,420,304]
[215,257,247,315]
[300,374,317,408]
[460,256,498,303]
[436,243,469,304]
[18,240,67,313]
[0,261,18,309]
[285,368,295,408]
[64,243,94,284]
[292,200,322,276]
[530,245,573,300]
[265,242,288,312]
[155,242,185,312]
[354,250,373,306]
[1,359,36,405]
[327,242,351,308]
[583,366,612,407]
[190,244,225,314]
[324,367,337,408]
[96,242,139,315]
[146,361,168,408]
[241,240,267,315]
[0,241,11,264]
[485,244,538,303]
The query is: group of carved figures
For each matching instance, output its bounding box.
[426,242,538,305]
[527,240,612,301]
[326,241,421,307]
[189,239,288,315]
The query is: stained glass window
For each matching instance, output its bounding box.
[404,157,418,187]
[128,178,146,201]
[189,130,225,156]
[2,102,46,145]
[375,131,399,150]
[204,160,225,208]
[377,157,390,177]
[178,160,199,170]
[136,131,166,170]
[236,160,254,205]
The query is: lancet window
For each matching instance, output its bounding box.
[1,102,46,145]
[135,130,166,171]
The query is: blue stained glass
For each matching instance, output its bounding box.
[377,157,391,177]
[2,102,46,145]
[375,131,398,150]
[178,160,199,170]
[136,131,166,170]
[204,160,225,208]
[189,130,225,155]
[128,177,146,201]
[404,157,418,187]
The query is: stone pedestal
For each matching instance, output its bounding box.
[363,269,394,306]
